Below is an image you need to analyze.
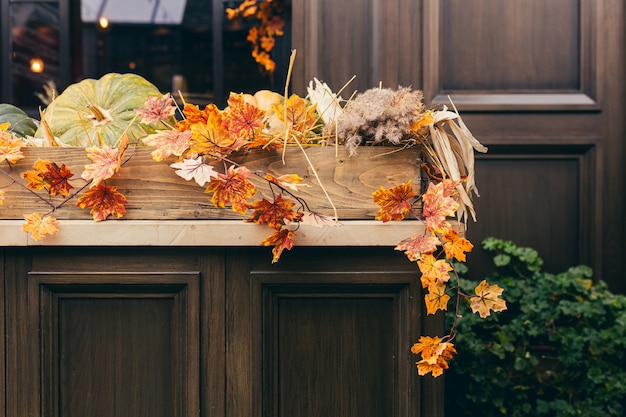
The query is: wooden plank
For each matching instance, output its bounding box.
[0,146,421,220]
[0,219,438,247]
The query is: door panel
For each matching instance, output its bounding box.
[4,248,208,417]
[467,145,597,278]
[441,0,580,91]
[270,288,398,417]
[37,277,198,417]
[226,247,440,417]
[424,0,597,110]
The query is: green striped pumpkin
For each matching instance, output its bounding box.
[0,103,37,138]
[35,73,171,146]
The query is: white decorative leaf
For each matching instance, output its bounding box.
[298,211,341,227]
[170,156,218,186]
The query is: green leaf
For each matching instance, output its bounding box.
[493,253,511,267]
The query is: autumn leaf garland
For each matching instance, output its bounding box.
[225,0,285,73]
[373,178,507,377]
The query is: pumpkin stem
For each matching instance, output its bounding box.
[86,105,113,127]
[87,105,107,122]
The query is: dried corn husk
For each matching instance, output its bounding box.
[428,105,487,224]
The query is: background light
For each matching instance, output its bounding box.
[30,58,44,73]
[98,16,109,29]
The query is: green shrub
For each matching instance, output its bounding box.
[445,237,626,417]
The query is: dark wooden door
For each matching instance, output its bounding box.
[2,246,440,417]
[292,0,625,292]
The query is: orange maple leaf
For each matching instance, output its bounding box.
[260,35,275,51]
[424,282,451,315]
[469,280,507,318]
[417,253,452,288]
[252,48,276,73]
[223,93,266,140]
[205,165,257,214]
[440,178,461,197]
[81,145,122,187]
[272,94,319,134]
[23,159,75,197]
[226,0,258,19]
[411,336,457,378]
[176,103,213,131]
[263,173,308,192]
[23,158,50,191]
[187,104,243,157]
[422,181,459,232]
[372,180,417,222]
[395,233,441,261]
[442,229,473,262]
[41,162,75,197]
[246,26,259,43]
[260,228,296,263]
[22,212,59,240]
[410,109,435,132]
[247,194,298,230]
[76,184,128,221]
[0,127,24,164]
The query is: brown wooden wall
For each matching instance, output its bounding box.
[293,0,626,292]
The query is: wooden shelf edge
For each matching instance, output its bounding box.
[0,219,435,247]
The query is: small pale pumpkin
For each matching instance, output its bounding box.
[0,103,37,138]
[35,73,171,146]
[241,90,282,112]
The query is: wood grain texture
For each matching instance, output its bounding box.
[4,246,437,417]
[0,146,421,220]
[275,296,395,417]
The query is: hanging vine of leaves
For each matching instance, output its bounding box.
[225,0,286,73]
[373,178,507,377]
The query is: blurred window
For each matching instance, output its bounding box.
[1,0,289,113]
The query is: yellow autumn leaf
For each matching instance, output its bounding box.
[22,212,59,240]
[470,280,507,318]
[424,282,451,315]
[417,253,452,288]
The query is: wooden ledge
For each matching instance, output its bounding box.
[0,219,431,247]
